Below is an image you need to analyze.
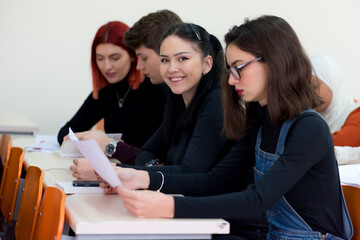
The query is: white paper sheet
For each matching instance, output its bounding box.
[338,164,360,187]
[26,134,60,153]
[68,128,122,188]
[55,182,104,194]
[60,140,83,158]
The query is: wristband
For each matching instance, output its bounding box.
[156,171,164,192]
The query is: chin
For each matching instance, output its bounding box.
[170,88,183,95]
[150,78,164,85]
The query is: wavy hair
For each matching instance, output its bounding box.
[123,10,182,54]
[222,15,322,139]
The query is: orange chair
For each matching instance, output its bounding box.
[0,147,24,223]
[0,134,12,167]
[0,134,13,184]
[342,185,360,240]
[14,166,44,240]
[33,187,66,240]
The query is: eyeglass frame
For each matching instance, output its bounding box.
[226,57,263,80]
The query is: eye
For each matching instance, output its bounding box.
[111,54,121,61]
[96,56,104,61]
[141,57,148,62]
[160,58,169,63]
[179,56,189,62]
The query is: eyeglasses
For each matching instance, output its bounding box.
[226,57,263,80]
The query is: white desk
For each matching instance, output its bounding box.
[0,109,39,135]
[13,137,230,239]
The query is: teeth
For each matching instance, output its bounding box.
[170,77,182,82]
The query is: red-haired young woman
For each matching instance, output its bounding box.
[57,21,167,165]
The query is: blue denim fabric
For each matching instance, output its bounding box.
[254,110,353,240]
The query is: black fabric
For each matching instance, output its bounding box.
[131,88,233,174]
[57,78,167,148]
[150,104,344,237]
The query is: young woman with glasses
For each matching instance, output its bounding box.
[106,16,353,240]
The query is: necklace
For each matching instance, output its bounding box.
[116,87,131,108]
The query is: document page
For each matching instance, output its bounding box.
[68,128,122,188]
[26,134,60,153]
[338,163,360,187]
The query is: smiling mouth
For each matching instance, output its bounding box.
[170,77,184,82]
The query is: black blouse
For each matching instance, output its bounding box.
[125,88,233,174]
[57,78,167,149]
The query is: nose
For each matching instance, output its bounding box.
[168,61,179,73]
[104,59,112,71]
[227,74,239,86]
[136,59,144,70]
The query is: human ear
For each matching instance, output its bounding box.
[202,55,213,75]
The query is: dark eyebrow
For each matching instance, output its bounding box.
[229,60,243,66]
[160,51,192,58]
[174,51,192,56]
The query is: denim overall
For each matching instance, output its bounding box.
[254,110,353,240]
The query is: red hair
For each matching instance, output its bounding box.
[91,21,144,99]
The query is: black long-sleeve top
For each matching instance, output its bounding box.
[149,104,344,237]
[121,88,233,174]
[57,78,167,154]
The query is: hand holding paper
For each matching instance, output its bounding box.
[68,128,122,188]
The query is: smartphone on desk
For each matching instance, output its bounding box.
[72,180,102,187]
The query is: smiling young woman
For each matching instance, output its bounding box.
[131,23,233,173]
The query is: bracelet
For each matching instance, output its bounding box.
[156,171,164,192]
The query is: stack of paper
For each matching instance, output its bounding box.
[26,134,60,153]
[338,164,360,187]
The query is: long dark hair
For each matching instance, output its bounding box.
[222,15,322,139]
[160,23,224,143]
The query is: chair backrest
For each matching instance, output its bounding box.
[15,166,44,240]
[33,186,66,240]
[0,134,12,167]
[0,147,24,222]
[0,134,13,196]
[342,185,360,240]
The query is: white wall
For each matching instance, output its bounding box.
[1,0,359,134]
